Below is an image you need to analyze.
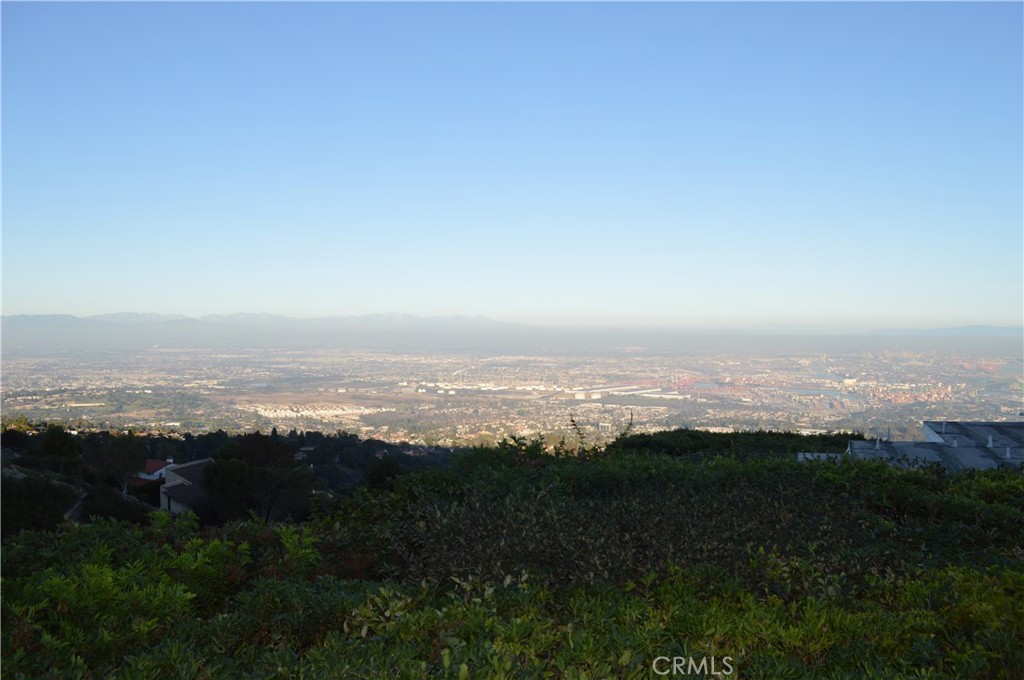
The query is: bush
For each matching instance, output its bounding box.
[81,488,153,525]
[3,439,1022,678]
[1,476,79,537]
[365,456,406,490]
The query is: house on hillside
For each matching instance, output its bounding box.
[131,458,175,505]
[160,458,214,516]
[846,421,1023,472]
[138,458,173,481]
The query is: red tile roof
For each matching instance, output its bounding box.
[143,459,172,475]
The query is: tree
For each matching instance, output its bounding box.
[204,432,312,523]
[37,424,81,460]
[35,424,84,477]
[215,432,291,467]
[365,456,405,490]
[1,427,31,452]
[2,415,34,432]
[88,431,147,499]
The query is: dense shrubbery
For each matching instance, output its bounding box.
[343,445,1022,589]
[2,435,1022,678]
[1,476,79,537]
[605,427,862,457]
[1,470,156,536]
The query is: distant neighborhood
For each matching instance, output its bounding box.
[3,332,1020,449]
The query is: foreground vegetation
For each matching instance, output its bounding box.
[2,428,1022,678]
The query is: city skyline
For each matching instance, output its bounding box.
[3,2,1022,330]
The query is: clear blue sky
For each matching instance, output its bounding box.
[3,2,1022,330]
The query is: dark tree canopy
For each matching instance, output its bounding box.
[213,431,292,467]
[205,432,311,522]
[36,424,82,459]
[86,431,147,498]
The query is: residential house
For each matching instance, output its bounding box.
[846,421,1023,472]
[160,458,214,516]
[138,458,173,481]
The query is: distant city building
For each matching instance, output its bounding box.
[846,421,1023,472]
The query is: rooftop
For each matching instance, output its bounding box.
[848,421,1024,472]
[165,458,214,485]
[922,421,1024,449]
[142,458,172,475]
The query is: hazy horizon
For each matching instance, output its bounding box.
[4,311,1022,362]
[4,309,1024,334]
[3,3,1022,329]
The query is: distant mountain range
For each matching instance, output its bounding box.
[872,325,1024,337]
[1,313,1020,355]
[0,313,532,354]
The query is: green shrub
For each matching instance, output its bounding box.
[1,476,79,537]
[3,441,1021,678]
[2,561,195,675]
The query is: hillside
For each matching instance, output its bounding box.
[2,427,1022,678]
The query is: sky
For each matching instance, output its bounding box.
[2,2,1022,331]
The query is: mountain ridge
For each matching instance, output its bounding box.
[4,312,1021,333]
[3,313,1020,355]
